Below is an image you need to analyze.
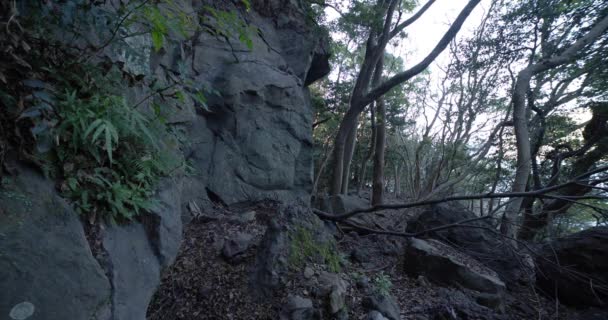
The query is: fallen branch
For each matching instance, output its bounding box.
[313,166,608,221]
[333,215,492,238]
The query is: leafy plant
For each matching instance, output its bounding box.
[51,67,180,222]
[372,272,393,296]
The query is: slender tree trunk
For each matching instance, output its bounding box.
[331,106,364,196]
[357,104,377,194]
[500,69,533,239]
[341,121,359,194]
[312,138,334,196]
[394,161,401,197]
[372,95,387,205]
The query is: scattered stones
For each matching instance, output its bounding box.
[356,276,371,291]
[318,271,349,314]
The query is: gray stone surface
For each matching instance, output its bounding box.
[280,295,319,320]
[318,272,348,314]
[103,223,161,320]
[0,166,111,320]
[407,204,530,285]
[252,205,335,298]
[404,238,506,310]
[362,293,401,320]
[222,232,254,259]
[179,0,330,207]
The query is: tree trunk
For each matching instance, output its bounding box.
[330,106,364,196]
[341,121,359,194]
[394,161,401,198]
[500,69,533,239]
[357,104,377,194]
[372,96,387,205]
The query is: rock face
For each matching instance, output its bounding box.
[404,238,506,309]
[181,0,330,207]
[0,0,329,319]
[536,227,608,307]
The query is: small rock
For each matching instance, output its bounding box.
[318,272,349,314]
[367,310,389,320]
[362,293,400,320]
[280,295,318,320]
[230,210,256,224]
[475,292,504,311]
[335,308,349,320]
[356,276,371,291]
[222,232,253,259]
[303,267,314,279]
[351,247,371,263]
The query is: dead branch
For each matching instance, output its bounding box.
[313,166,608,221]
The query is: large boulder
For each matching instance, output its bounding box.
[536,227,608,307]
[252,205,336,298]
[0,166,111,320]
[314,194,369,215]
[0,164,184,320]
[404,238,506,310]
[407,204,533,285]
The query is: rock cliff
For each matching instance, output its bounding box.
[0,1,329,319]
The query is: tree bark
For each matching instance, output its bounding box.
[341,121,359,194]
[357,103,377,194]
[372,96,387,205]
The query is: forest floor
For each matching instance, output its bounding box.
[146,199,604,320]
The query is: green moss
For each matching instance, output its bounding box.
[288,226,343,273]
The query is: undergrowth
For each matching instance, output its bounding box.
[0,0,254,223]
